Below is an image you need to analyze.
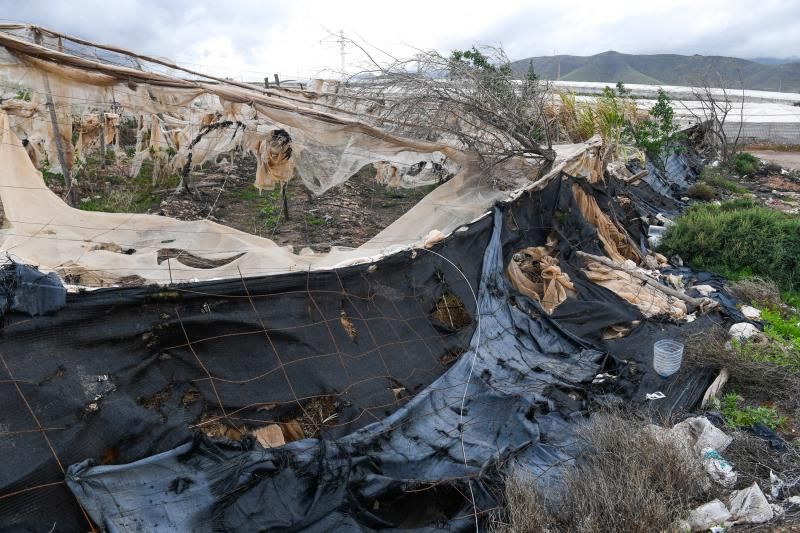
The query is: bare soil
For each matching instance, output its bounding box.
[6,152,437,253]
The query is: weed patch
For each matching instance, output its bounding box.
[718,392,784,430]
[701,167,746,193]
[734,151,760,175]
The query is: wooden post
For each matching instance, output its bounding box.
[98,110,106,168]
[34,30,75,205]
[281,181,289,221]
[264,77,269,89]
[273,73,280,87]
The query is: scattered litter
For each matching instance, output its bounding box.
[665,273,684,289]
[661,416,732,455]
[646,391,666,400]
[252,424,285,448]
[727,482,774,524]
[693,284,717,297]
[740,305,761,320]
[770,470,784,499]
[682,499,732,532]
[422,229,446,249]
[592,373,616,384]
[729,322,760,341]
[702,448,737,488]
[507,245,575,313]
[647,225,667,247]
[701,368,729,409]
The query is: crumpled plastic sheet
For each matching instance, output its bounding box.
[66,209,604,531]
[0,262,66,317]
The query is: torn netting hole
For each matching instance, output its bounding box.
[363,482,467,528]
[193,394,341,445]
[156,248,246,269]
[430,288,472,331]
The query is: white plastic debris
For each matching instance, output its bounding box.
[422,229,446,249]
[665,273,684,289]
[682,499,732,532]
[646,391,666,400]
[729,322,760,342]
[728,483,774,524]
[648,225,667,247]
[740,305,761,320]
[769,470,784,499]
[656,213,676,227]
[670,417,733,455]
[692,284,716,297]
[702,448,738,488]
[788,496,800,507]
[592,373,616,384]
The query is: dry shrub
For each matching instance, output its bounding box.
[729,277,782,309]
[724,430,800,497]
[490,410,712,533]
[683,327,800,419]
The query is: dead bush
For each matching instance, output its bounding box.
[729,277,782,309]
[489,410,712,533]
[683,326,800,420]
[724,430,800,497]
[686,182,715,201]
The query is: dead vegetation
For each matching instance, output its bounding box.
[729,277,783,309]
[683,327,800,422]
[724,430,800,497]
[430,291,472,330]
[489,410,713,532]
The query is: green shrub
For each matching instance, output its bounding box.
[719,393,784,429]
[686,182,715,200]
[701,168,746,193]
[659,201,800,292]
[733,152,760,175]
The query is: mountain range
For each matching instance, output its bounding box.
[510,51,800,93]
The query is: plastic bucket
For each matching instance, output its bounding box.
[653,339,684,378]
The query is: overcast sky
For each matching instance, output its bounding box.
[2,0,798,80]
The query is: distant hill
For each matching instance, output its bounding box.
[511,51,800,93]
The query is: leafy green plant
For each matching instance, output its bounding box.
[660,200,800,292]
[305,213,326,227]
[719,393,784,429]
[760,307,800,352]
[14,88,31,102]
[627,89,684,171]
[733,152,760,175]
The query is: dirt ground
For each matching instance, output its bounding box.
[749,150,800,171]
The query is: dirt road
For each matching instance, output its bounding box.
[751,150,800,170]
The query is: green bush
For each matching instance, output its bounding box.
[701,168,746,193]
[733,152,760,175]
[659,200,800,292]
[686,182,715,200]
